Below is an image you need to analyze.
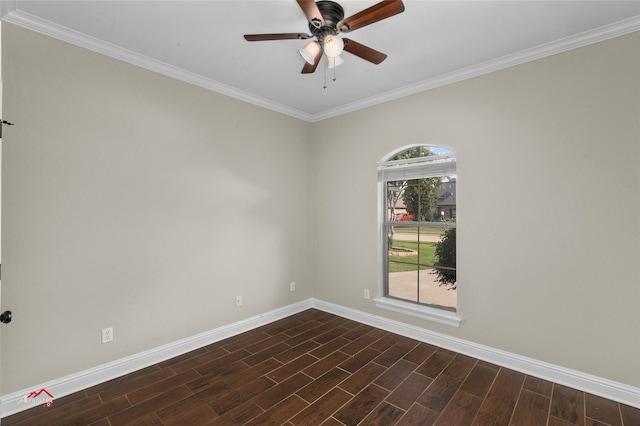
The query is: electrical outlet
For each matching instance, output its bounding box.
[236,295,242,307]
[290,282,295,292]
[101,327,113,344]
[364,289,370,300]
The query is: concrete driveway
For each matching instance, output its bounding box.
[391,232,441,243]
[388,268,456,309]
[388,232,455,309]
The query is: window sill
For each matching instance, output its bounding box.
[373,297,461,328]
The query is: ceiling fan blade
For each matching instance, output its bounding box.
[343,38,387,64]
[244,33,312,41]
[296,0,325,29]
[301,48,323,74]
[338,0,405,33]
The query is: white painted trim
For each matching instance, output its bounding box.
[310,299,640,409]
[1,297,638,419]
[311,16,640,122]
[0,299,313,418]
[0,0,17,20]
[373,297,461,328]
[0,9,314,122]
[2,5,639,122]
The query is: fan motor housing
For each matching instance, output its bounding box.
[308,0,344,36]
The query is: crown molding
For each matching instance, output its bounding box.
[312,15,640,122]
[0,0,17,20]
[0,7,315,122]
[2,5,639,123]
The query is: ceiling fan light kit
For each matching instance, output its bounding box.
[244,0,405,80]
[322,35,344,57]
[299,41,321,65]
[326,55,344,69]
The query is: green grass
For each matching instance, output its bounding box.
[388,240,437,273]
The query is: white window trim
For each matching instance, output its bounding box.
[377,145,461,327]
[373,296,461,327]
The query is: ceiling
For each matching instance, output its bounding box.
[2,1,640,122]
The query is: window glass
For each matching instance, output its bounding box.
[380,146,456,311]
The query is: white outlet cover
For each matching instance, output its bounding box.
[101,327,113,343]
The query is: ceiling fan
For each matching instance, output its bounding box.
[244,0,405,74]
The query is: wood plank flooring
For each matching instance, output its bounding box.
[4,309,639,425]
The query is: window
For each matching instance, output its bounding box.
[376,145,460,326]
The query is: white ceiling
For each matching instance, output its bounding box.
[2,1,640,121]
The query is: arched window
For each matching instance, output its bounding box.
[376,145,460,326]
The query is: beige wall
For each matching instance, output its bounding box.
[313,31,640,387]
[1,22,639,395]
[1,24,314,394]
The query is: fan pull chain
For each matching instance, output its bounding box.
[322,57,338,89]
[323,61,327,89]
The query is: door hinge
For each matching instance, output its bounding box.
[1,119,15,138]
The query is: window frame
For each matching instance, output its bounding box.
[375,145,461,327]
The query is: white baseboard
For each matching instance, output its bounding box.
[2,297,638,419]
[0,299,313,418]
[310,298,640,409]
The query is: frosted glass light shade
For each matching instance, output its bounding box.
[299,41,321,65]
[323,35,344,57]
[326,55,344,68]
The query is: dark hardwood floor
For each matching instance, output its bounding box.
[4,309,639,425]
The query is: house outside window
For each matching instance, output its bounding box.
[375,145,460,327]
